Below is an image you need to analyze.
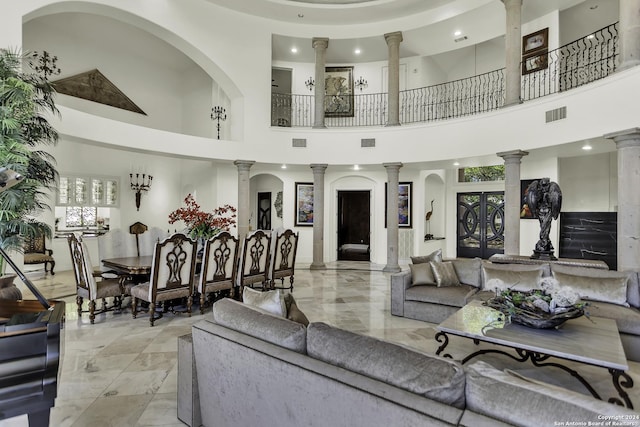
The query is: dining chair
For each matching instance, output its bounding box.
[130,233,197,326]
[67,233,130,324]
[198,231,239,314]
[269,228,299,291]
[129,221,148,257]
[237,230,271,296]
[23,232,55,275]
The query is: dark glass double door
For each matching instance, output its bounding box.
[457,192,504,259]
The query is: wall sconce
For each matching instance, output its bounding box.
[130,173,152,211]
[355,76,368,91]
[211,106,227,140]
[305,77,315,92]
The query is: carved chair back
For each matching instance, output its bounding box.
[199,232,239,292]
[238,230,271,290]
[270,229,299,290]
[148,233,197,301]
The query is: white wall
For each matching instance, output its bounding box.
[559,152,617,212]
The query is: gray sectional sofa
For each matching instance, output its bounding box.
[180,298,639,427]
[391,254,640,362]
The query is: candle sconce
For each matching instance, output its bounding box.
[211,106,227,140]
[130,173,152,211]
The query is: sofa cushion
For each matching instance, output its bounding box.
[553,271,629,307]
[405,284,478,307]
[583,301,640,335]
[307,322,466,408]
[409,262,436,286]
[243,287,287,316]
[431,261,460,287]
[465,361,638,426]
[551,264,638,307]
[410,248,442,264]
[451,257,483,288]
[211,298,307,353]
[482,263,544,292]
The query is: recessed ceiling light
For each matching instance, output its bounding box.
[582,144,593,150]
[291,47,298,53]
[454,30,462,37]
[281,164,287,169]
[453,161,460,166]
[353,165,360,171]
[587,34,595,39]
[354,48,361,55]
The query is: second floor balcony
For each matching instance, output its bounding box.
[272,23,618,128]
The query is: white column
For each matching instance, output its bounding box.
[497,150,528,255]
[605,128,640,271]
[384,31,403,127]
[502,0,522,107]
[310,164,328,269]
[384,162,403,272]
[619,0,640,70]
[312,38,329,129]
[234,160,254,241]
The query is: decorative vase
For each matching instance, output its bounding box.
[0,274,22,300]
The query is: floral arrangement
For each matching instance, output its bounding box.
[168,194,237,240]
[484,277,589,329]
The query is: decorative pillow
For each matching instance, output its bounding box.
[242,287,286,317]
[552,271,629,307]
[430,261,460,287]
[283,293,309,326]
[409,262,436,286]
[482,264,544,292]
[451,257,483,288]
[411,249,442,265]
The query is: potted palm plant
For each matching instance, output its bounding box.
[0,48,59,296]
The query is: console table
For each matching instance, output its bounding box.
[489,254,609,270]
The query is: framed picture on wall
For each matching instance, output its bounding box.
[522,50,548,75]
[324,66,354,117]
[520,179,540,219]
[522,28,548,55]
[295,182,314,226]
[385,182,413,228]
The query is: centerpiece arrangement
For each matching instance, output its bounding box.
[484,277,588,329]
[168,194,237,241]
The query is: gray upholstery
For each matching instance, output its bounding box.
[465,361,639,427]
[586,301,640,335]
[450,258,483,288]
[405,284,478,307]
[307,322,466,408]
[211,298,307,353]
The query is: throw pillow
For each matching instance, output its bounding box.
[411,248,442,264]
[242,287,286,317]
[482,264,544,292]
[409,262,436,286]
[553,271,629,307]
[283,293,310,326]
[430,261,460,287]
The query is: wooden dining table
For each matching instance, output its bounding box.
[102,255,153,276]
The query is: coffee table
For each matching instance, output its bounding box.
[435,301,634,408]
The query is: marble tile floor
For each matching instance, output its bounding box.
[4,263,640,426]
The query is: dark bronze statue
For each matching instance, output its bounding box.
[525,178,562,260]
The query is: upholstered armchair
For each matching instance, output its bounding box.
[23,233,55,275]
[130,233,197,326]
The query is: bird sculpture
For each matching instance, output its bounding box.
[424,200,434,240]
[525,178,562,260]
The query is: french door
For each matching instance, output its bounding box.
[457,192,504,259]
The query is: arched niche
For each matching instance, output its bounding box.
[420,173,446,255]
[249,174,284,231]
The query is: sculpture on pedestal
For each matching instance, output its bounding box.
[525,178,562,260]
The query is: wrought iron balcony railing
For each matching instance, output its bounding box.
[271,23,618,128]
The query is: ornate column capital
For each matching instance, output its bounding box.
[310,163,328,173]
[605,128,640,148]
[233,160,255,172]
[497,149,529,163]
[384,31,403,46]
[312,37,329,50]
[383,162,403,171]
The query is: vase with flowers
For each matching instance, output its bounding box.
[168,195,237,253]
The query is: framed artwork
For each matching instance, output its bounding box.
[385,182,412,228]
[324,66,354,117]
[522,28,548,55]
[522,50,548,75]
[520,179,540,219]
[295,182,314,226]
